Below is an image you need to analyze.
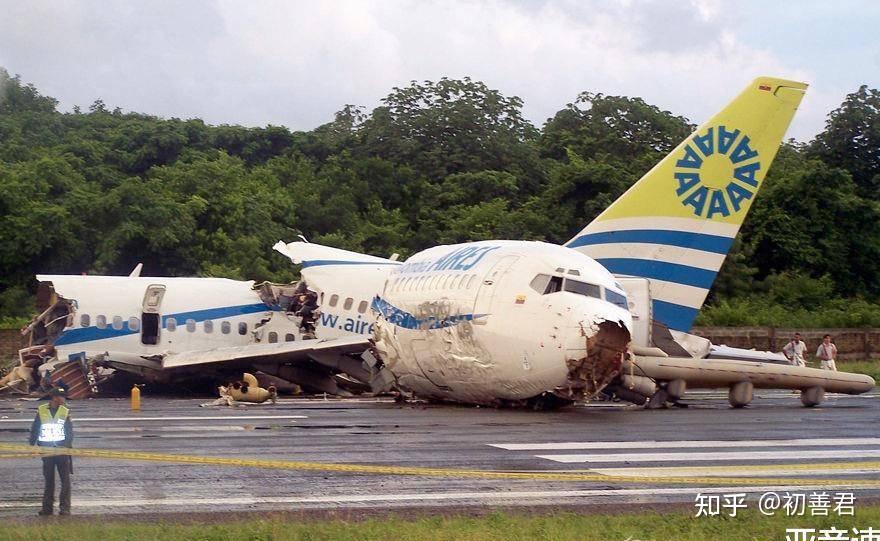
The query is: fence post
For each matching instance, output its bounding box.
[865,330,871,360]
[768,326,776,352]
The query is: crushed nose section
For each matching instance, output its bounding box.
[558,320,630,401]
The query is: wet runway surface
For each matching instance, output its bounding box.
[1,390,878,517]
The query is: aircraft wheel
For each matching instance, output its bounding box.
[801,386,825,407]
[728,381,754,408]
[646,389,669,409]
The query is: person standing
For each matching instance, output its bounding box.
[29,386,73,516]
[816,334,838,371]
[782,332,808,367]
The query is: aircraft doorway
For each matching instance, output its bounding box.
[473,255,520,318]
[141,284,166,345]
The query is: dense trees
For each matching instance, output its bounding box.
[1,67,879,326]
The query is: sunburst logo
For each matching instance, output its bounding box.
[674,126,762,219]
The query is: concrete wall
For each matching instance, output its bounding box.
[692,327,880,359]
[0,328,23,365]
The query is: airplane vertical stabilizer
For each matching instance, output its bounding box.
[566,77,808,332]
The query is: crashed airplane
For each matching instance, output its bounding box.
[6,76,875,407]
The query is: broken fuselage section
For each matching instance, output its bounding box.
[364,240,633,407]
[15,275,374,396]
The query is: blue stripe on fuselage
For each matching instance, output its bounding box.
[567,229,734,255]
[371,297,483,330]
[53,303,273,346]
[301,260,400,268]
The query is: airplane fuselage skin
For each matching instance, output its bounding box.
[370,241,633,404]
[40,241,632,405]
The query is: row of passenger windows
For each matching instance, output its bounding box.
[528,274,628,309]
[79,314,290,337]
[325,295,369,313]
[388,273,479,294]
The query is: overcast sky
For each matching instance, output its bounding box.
[1,0,877,142]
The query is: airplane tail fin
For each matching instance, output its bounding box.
[565,76,808,332]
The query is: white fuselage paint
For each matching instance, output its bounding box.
[40,241,632,406]
[296,240,632,404]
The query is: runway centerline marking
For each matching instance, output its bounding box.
[1,443,879,488]
[0,415,307,423]
[490,438,880,451]
[535,450,880,463]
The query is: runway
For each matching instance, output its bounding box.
[0,390,878,517]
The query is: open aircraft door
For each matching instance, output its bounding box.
[473,255,520,322]
[141,284,166,345]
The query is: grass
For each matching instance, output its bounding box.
[2,507,879,541]
[834,359,880,381]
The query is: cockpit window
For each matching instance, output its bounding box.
[529,274,563,294]
[563,279,601,299]
[605,289,628,309]
[529,274,549,294]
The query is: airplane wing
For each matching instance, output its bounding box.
[615,353,876,409]
[156,336,385,395]
[160,336,370,370]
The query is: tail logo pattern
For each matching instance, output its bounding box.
[674,126,761,220]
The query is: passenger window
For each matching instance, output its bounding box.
[466,275,477,289]
[329,294,339,307]
[186,319,196,332]
[166,317,177,332]
[605,289,628,309]
[449,275,461,289]
[320,292,324,304]
[112,316,123,330]
[357,300,368,314]
[563,279,601,299]
[95,315,107,329]
[204,320,213,333]
[221,321,231,334]
[268,331,278,343]
[344,297,354,310]
[238,322,248,335]
[285,333,295,342]
[128,317,140,332]
[80,314,90,328]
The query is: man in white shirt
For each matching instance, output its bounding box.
[816,334,838,371]
[782,332,807,367]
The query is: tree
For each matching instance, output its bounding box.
[358,77,541,186]
[810,85,880,197]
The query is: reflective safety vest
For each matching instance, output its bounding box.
[37,403,69,444]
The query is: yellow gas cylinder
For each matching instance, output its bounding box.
[131,385,141,411]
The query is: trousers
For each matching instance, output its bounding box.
[41,455,72,513]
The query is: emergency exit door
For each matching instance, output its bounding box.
[141,284,166,345]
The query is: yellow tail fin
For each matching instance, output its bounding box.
[567,77,808,331]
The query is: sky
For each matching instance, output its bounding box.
[0,0,877,142]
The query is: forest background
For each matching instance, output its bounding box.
[2,69,879,329]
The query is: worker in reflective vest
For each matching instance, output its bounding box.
[29,386,73,516]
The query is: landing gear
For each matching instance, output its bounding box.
[800,386,825,407]
[728,381,754,408]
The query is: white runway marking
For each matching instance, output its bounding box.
[490,438,880,451]
[536,450,880,464]
[0,415,307,423]
[0,485,859,510]
[589,466,880,478]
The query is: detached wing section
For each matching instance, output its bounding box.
[273,241,400,269]
[159,336,388,395]
[161,336,370,370]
